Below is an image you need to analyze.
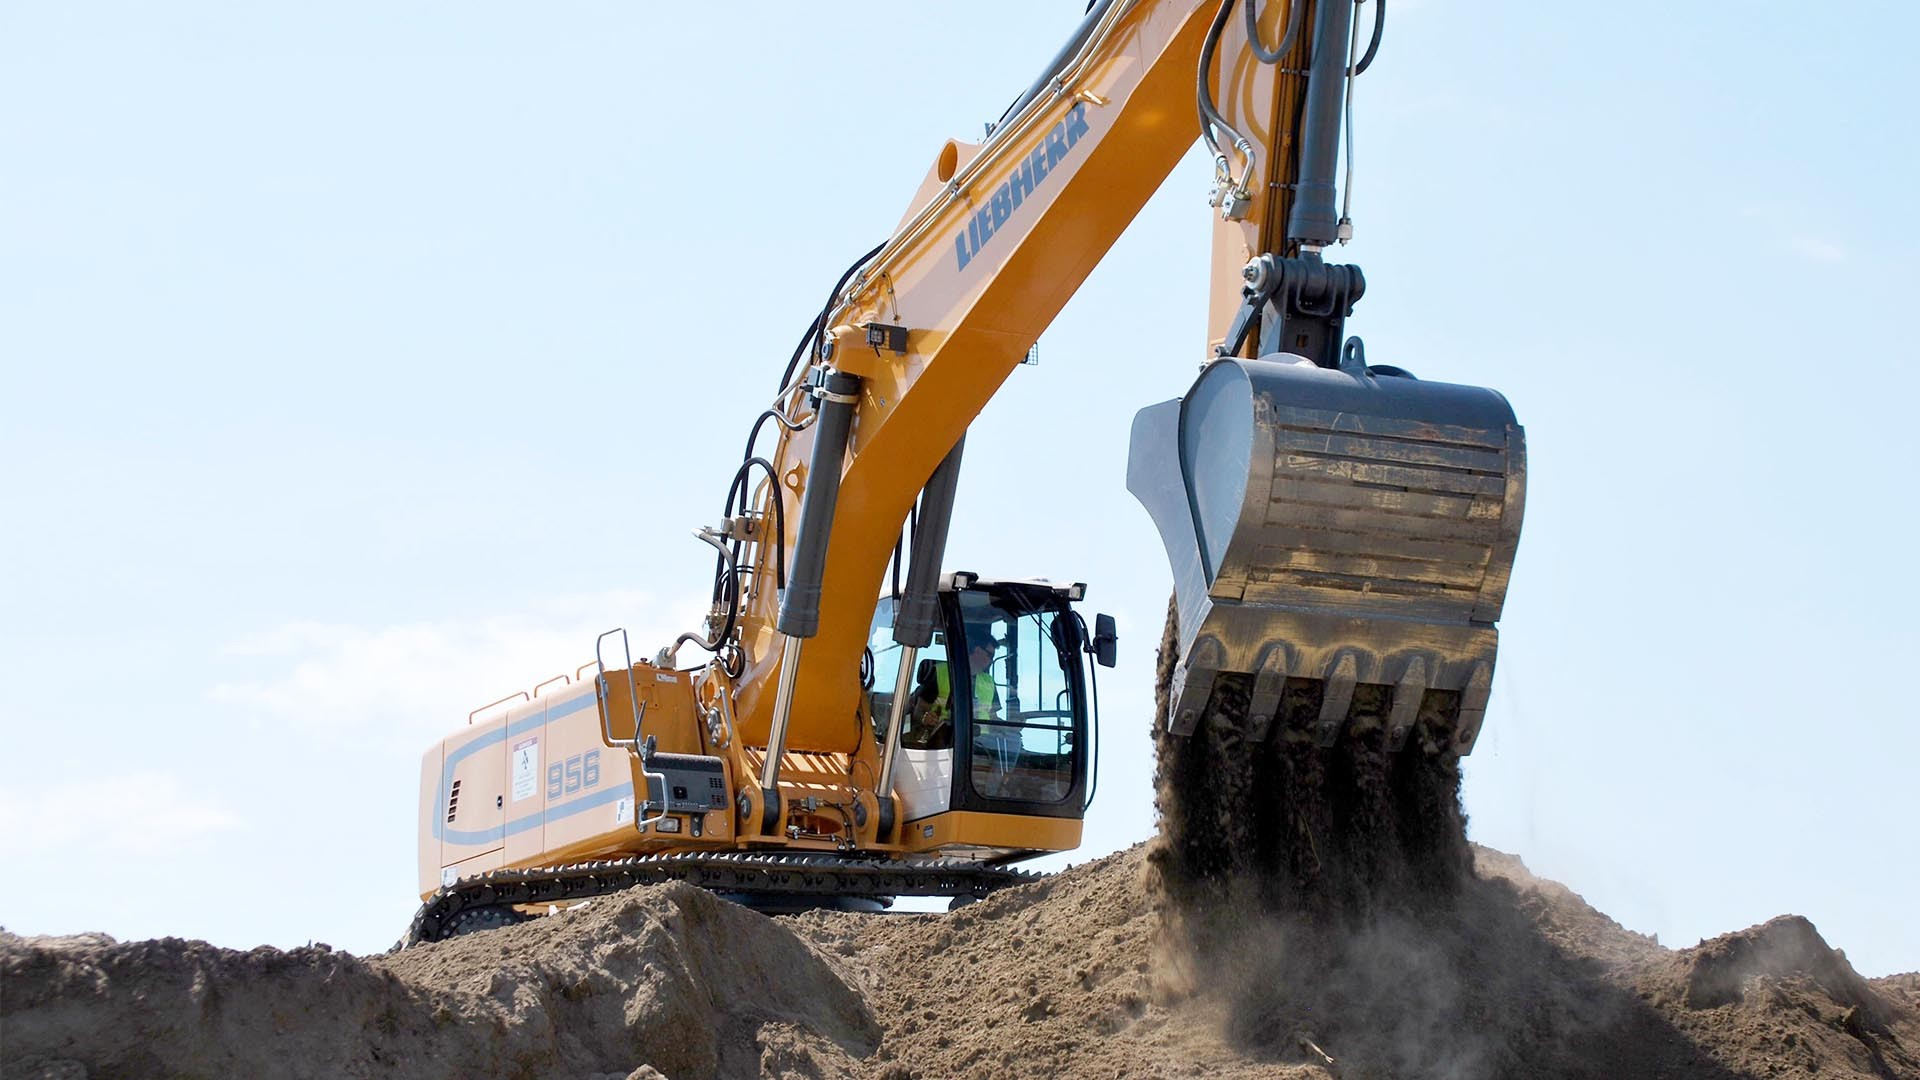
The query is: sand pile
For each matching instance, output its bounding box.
[3,884,877,1080]
[5,846,1914,1079]
[6,607,1915,1078]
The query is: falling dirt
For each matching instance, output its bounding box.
[1146,593,1667,1078]
[4,602,1915,1078]
[1141,597,1917,1080]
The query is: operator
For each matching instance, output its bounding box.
[964,632,1023,796]
[904,658,954,750]
[965,638,1002,723]
[902,631,1004,751]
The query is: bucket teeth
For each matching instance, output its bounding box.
[1315,653,1360,747]
[1245,646,1289,743]
[1167,636,1227,737]
[1452,662,1495,754]
[1129,356,1526,756]
[1385,657,1430,752]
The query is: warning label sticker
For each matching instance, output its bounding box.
[511,737,539,802]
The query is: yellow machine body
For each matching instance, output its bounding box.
[421,579,1093,901]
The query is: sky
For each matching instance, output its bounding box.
[3,2,1916,975]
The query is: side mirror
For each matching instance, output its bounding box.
[1092,613,1118,668]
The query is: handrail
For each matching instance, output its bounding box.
[594,629,643,755]
[467,690,530,725]
[533,674,571,698]
[594,628,669,832]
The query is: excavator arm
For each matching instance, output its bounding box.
[411,0,1526,937]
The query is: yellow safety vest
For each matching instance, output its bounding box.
[931,663,998,722]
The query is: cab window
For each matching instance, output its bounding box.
[866,598,953,751]
[955,591,1077,803]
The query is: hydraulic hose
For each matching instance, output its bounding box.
[776,318,822,397]
[1244,0,1378,74]
[1196,0,1239,161]
[740,409,782,463]
[1350,0,1383,75]
[720,456,786,590]
[776,240,887,395]
[676,529,741,655]
[1244,0,1304,65]
[1198,0,1260,208]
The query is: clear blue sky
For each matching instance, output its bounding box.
[4,3,1915,974]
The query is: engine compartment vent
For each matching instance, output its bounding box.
[445,779,462,823]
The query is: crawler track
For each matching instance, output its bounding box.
[402,851,1038,946]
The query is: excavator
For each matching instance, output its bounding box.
[406,0,1526,943]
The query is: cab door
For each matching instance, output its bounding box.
[948,587,1087,816]
[867,598,953,821]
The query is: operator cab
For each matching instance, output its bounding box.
[866,573,1115,826]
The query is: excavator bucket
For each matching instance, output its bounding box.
[1128,356,1525,754]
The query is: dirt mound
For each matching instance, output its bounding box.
[1640,916,1918,1080]
[1878,973,1920,1014]
[1679,915,1894,1020]
[795,846,1243,1080]
[3,883,876,1080]
[4,604,1912,1077]
[4,848,1915,1079]
[811,843,1919,1080]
